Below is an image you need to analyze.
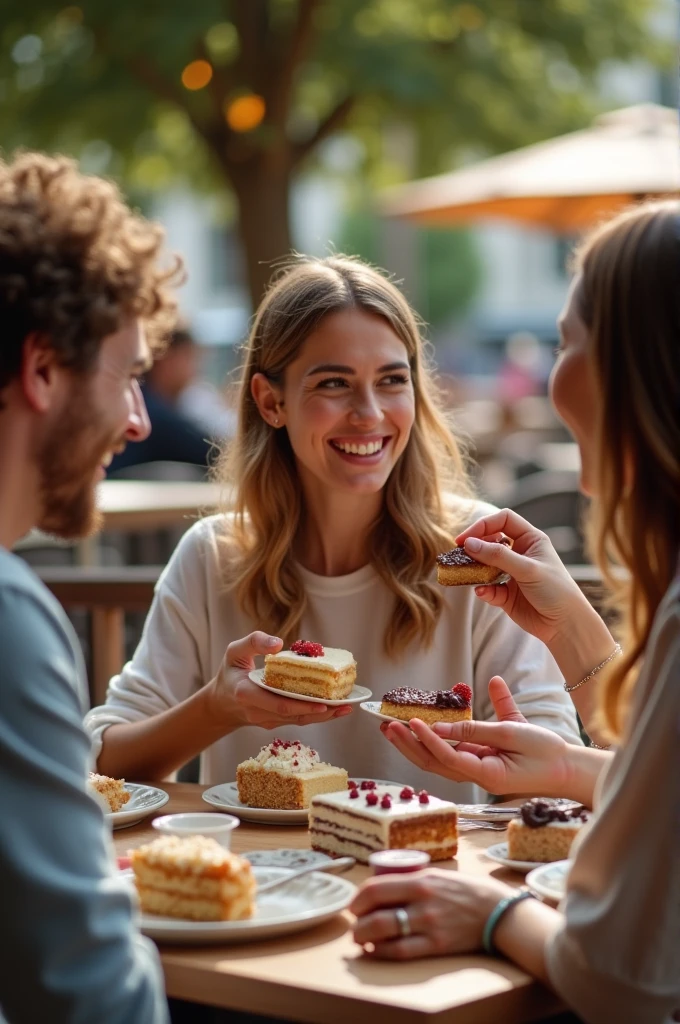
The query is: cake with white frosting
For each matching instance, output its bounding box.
[263,639,356,700]
[236,739,348,810]
[507,798,589,862]
[131,835,255,921]
[88,772,130,813]
[309,781,458,862]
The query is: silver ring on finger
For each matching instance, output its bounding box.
[394,907,412,938]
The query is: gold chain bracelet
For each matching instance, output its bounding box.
[564,643,623,694]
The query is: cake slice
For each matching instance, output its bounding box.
[310,782,458,863]
[380,683,473,725]
[436,540,511,586]
[236,739,348,810]
[88,772,130,813]
[263,639,356,700]
[131,835,256,921]
[506,798,589,863]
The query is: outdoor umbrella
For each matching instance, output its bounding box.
[381,104,679,233]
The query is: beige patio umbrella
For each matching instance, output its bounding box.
[381,104,679,232]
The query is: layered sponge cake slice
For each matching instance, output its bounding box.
[131,835,256,921]
[237,739,347,810]
[310,782,458,863]
[263,640,356,700]
[507,798,589,863]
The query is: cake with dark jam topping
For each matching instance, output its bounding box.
[380,682,473,725]
[507,797,589,863]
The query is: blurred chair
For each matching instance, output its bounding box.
[504,470,589,564]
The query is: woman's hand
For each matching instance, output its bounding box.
[455,508,601,647]
[381,676,573,796]
[207,631,352,730]
[351,869,512,960]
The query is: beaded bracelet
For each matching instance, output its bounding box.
[482,890,536,955]
[564,642,622,693]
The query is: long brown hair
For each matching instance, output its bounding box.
[574,201,680,739]
[214,255,474,655]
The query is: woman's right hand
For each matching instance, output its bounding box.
[455,508,601,647]
[207,631,352,730]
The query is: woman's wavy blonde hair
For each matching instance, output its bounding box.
[215,254,474,656]
[573,201,680,740]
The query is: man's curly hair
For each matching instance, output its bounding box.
[0,151,183,398]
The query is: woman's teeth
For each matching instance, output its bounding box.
[334,439,384,456]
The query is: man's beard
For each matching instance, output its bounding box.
[36,382,119,540]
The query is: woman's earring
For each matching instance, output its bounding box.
[273,417,279,427]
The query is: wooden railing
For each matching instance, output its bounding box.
[39,564,614,709]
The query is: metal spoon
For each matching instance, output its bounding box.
[257,856,356,893]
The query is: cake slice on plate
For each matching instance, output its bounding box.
[380,683,473,725]
[507,798,589,862]
[88,772,130,812]
[310,782,458,863]
[263,639,356,700]
[236,739,348,810]
[131,835,256,921]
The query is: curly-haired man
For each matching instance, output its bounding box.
[0,151,181,1024]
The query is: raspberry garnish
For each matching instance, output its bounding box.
[348,780,358,789]
[349,788,359,799]
[366,791,379,806]
[399,786,414,800]
[360,780,376,790]
[452,682,472,705]
[290,640,325,657]
[380,794,392,809]
[418,789,430,804]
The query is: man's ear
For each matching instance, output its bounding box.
[20,333,65,413]
[251,372,284,427]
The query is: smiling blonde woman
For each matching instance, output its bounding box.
[85,255,580,795]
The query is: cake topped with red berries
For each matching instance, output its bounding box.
[236,738,348,810]
[263,640,356,701]
[309,782,458,862]
[380,683,473,725]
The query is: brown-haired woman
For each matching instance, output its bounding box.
[352,202,680,1022]
[86,255,580,794]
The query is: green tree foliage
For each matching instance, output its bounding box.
[0,0,665,303]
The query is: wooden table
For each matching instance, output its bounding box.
[114,784,563,1023]
[98,480,225,533]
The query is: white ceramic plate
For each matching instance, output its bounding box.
[360,701,460,746]
[106,784,169,830]
[526,859,570,902]
[202,778,401,825]
[242,849,332,869]
[249,668,371,705]
[122,866,356,944]
[484,841,548,872]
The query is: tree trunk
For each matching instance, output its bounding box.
[231,160,294,308]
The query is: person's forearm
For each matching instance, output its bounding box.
[97,684,235,780]
[557,743,612,808]
[547,604,617,746]
[492,894,562,987]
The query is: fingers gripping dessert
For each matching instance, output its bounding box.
[263,640,356,700]
[380,683,473,725]
[310,782,458,863]
[131,835,256,921]
[435,539,511,586]
[88,772,130,813]
[236,739,348,810]
[507,798,589,863]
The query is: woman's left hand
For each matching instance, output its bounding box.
[351,870,512,959]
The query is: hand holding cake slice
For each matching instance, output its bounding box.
[263,639,356,700]
[380,683,473,725]
[435,539,511,586]
[236,739,348,810]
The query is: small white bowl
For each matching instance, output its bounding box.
[152,812,239,849]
